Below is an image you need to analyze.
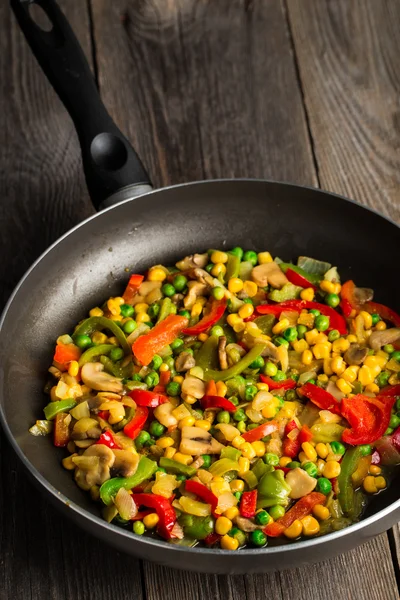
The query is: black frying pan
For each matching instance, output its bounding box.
[1,0,399,574]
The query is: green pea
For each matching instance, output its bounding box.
[233,409,247,422]
[151,355,163,371]
[273,370,286,383]
[246,424,258,431]
[237,420,247,433]
[264,453,279,466]
[216,410,230,424]
[230,247,244,260]
[371,313,380,326]
[120,303,134,318]
[229,396,239,406]
[377,371,390,388]
[149,421,165,438]
[307,378,316,385]
[385,427,394,436]
[283,327,298,342]
[302,462,318,478]
[162,283,176,297]
[123,319,137,334]
[133,521,145,535]
[389,414,400,429]
[145,371,159,388]
[148,303,160,319]
[325,293,340,308]
[297,325,308,340]
[243,250,258,266]
[249,356,265,369]
[392,351,400,362]
[206,263,214,273]
[166,381,181,397]
[274,336,289,347]
[285,389,297,401]
[316,477,332,495]
[264,362,278,377]
[173,274,188,292]
[269,505,285,520]
[171,338,184,351]
[309,309,320,317]
[210,325,225,337]
[201,455,211,468]
[131,373,143,382]
[244,385,258,402]
[212,286,225,301]
[287,461,301,469]
[233,491,242,502]
[359,444,372,456]
[255,510,270,526]
[135,430,151,447]
[178,309,191,319]
[176,474,187,482]
[74,334,92,349]
[330,441,346,455]
[242,298,253,304]
[315,315,330,332]
[328,329,340,342]
[109,347,124,362]
[250,530,267,547]
[383,344,395,355]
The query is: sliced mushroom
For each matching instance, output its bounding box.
[81,362,123,393]
[251,262,288,289]
[111,449,139,478]
[176,253,208,271]
[369,328,400,351]
[286,467,317,499]
[191,455,205,470]
[175,351,196,372]
[343,343,369,365]
[354,287,374,305]
[183,281,208,309]
[71,417,102,440]
[154,402,178,428]
[218,336,228,370]
[235,516,262,532]
[73,444,115,491]
[179,426,224,455]
[172,293,184,305]
[181,375,206,399]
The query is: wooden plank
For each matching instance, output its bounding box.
[286,0,400,223]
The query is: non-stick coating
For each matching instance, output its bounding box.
[1,179,399,573]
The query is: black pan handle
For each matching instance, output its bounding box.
[11,0,152,209]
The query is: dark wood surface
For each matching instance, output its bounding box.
[1,1,399,598]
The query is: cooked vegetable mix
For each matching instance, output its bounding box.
[31,249,400,549]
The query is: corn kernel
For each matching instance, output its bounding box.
[173,375,184,385]
[211,263,226,277]
[89,307,104,317]
[62,454,77,470]
[302,349,313,365]
[341,366,359,383]
[305,329,319,345]
[358,365,374,386]
[220,534,239,551]
[336,378,352,395]
[279,456,292,468]
[184,393,198,405]
[136,312,150,324]
[316,443,328,459]
[241,442,256,460]
[313,504,330,521]
[298,312,315,328]
[314,332,329,344]
[365,383,380,394]
[363,475,378,494]
[215,516,233,535]
[291,339,308,354]
[107,298,121,316]
[323,358,333,375]
[148,267,167,282]
[227,314,243,328]
[317,374,329,384]
[251,441,266,457]
[232,436,246,449]
[230,479,245,493]
[143,513,160,529]
[164,447,176,459]
[375,321,387,331]
[258,251,273,264]
[346,334,358,343]
[320,280,336,294]
[107,336,119,345]
[313,342,331,360]
[68,361,79,377]
[156,437,175,448]
[216,381,228,397]
[159,363,170,373]
[330,356,345,375]
[365,355,386,369]
[262,405,277,419]
[108,404,125,424]
[323,460,341,479]
[301,515,320,536]
[302,442,317,462]
[284,519,303,539]
[375,476,386,490]
[174,452,193,465]
[272,318,290,335]
[178,416,196,429]
[211,250,228,264]
[359,310,373,330]
[238,457,250,474]
[369,465,381,476]
[92,331,108,345]
[300,288,315,302]
[389,374,399,386]
[238,303,254,320]
[228,277,244,294]
[316,459,326,474]
[224,507,240,521]
[243,281,258,297]
[195,419,211,431]
[191,302,204,318]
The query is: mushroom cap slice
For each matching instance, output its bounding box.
[81,362,123,393]
[251,262,288,289]
[111,449,139,478]
[369,328,400,351]
[286,467,317,499]
[179,426,224,455]
[343,344,369,365]
[73,444,115,491]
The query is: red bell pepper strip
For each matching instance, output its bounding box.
[53,412,70,447]
[53,343,81,368]
[257,300,347,334]
[260,374,296,391]
[285,420,298,436]
[341,394,396,445]
[264,492,326,537]
[282,436,300,458]
[242,421,278,443]
[340,280,359,317]
[298,424,313,444]
[160,370,171,387]
[200,395,237,412]
[98,410,110,421]
[131,493,177,539]
[182,298,227,335]
[299,383,342,415]
[363,301,400,327]
[123,274,144,303]
[379,384,400,398]
[204,533,221,546]
[96,430,122,449]
[286,268,317,291]
[185,480,219,517]
[240,490,257,518]
[132,314,189,366]
[128,389,168,408]
[131,510,153,521]
[123,406,149,439]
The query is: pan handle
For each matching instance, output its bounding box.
[10,0,152,209]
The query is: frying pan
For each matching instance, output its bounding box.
[1,0,399,574]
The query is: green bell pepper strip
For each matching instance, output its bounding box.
[157,298,172,323]
[268,283,303,303]
[242,470,258,490]
[43,398,77,420]
[73,317,130,355]
[337,446,365,517]
[256,469,291,509]
[220,446,241,462]
[254,315,275,336]
[204,343,266,382]
[100,355,134,379]
[100,456,157,506]
[159,457,197,477]
[225,254,240,281]
[251,459,273,481]
[279,263,321,285]
[78,344,115,366]
[178,514,215,540]
[195,335,219,371]
[209,458,240,476]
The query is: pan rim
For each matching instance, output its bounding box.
[1,177,399,559]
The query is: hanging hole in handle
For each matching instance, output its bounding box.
[28,3,53,32]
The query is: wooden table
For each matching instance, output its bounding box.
[1,1,400,598]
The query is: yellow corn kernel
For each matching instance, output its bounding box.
[368,465,381,476]
[336,378,352,395]
[230,479,245,493]
[62,454,77,470]
[365,355,386,369]
[346,334,358,343]
[243,281,258,297]
[228,277,244,294]
[323,358,333,376]
[173,375,184,385]
[227,314,243,328]
[312,504,330,521]
[108,404,125,424]
[224,507,240,521]
[298,451,308,463]
[89,307,104,317]
[136,312,150,324]
[315,443,328,459]
[92,331,108,345]
[211,263,226,277]
[107,336,118,346]
[323,460,341,479]
[107,298,121,316]
[342,366,359,384]
[159,363,170,373]
[184,393,198,405]
[232,436,246,449]
[305,329,319,345]
[317,374,329,384]
[279,456,292,468]
[164,447,176,459]
[358,365,374,386]
[191,302,204,318]
[216,381,228,397]
[302,442,317,462]
[301,515,320,536]
[241,442,256,460]
[291,339,308,354]
[238,303,254,320]
[330,356,345,375]
[314,333,329,344]
[262,405,277,419]
[238,457,250,474]
[363,475,378,494]
[143,513,160,529]
[316,459,326,475]
[272,318,290,335]
[375,321,387,331]
[375,476,386,490]
[313,342,331,360]
[359,310,373,330]
[220,534,239,551]
[178,416,196,429]
[320,280,336,294]
[258,251,273,264]
[256,383,270,392]
[156,437,175,448]
[215,516,233,535]
[195,419,211,431]
[251,441,266,457]
[173,452,193,465]
[148,267,167,282]
[68,361,79,377]
[284,519,303,539]
[389,374,399,385]
[211,250,228,264]
[302,349,314,366]
[300,288,315,302]
[365,383,380,394]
